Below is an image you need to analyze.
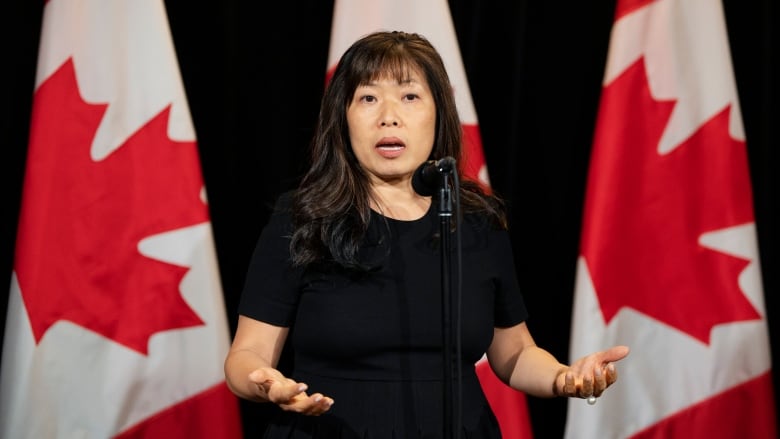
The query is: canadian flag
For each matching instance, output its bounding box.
[0,1,242,438]
[327,1,532,438]
[566,0,777,438]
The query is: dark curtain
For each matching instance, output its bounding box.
[2,1,777,438]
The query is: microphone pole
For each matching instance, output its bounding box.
[412,157,461,438]
[435,166,456,439]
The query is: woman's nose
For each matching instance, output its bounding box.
[379,103,400,127]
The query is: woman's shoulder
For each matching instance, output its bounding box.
[273,190,296,212]
[262,190,301,225]
[460,185,508,232]
[257,190,295,236]
[462,210,505,232]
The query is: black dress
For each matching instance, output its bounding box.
[239,194,528,438]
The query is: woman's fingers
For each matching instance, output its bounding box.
[593,365,607,397]
[280,392,334,415]
[269,380,334,415]
[247,368,334,415]
[579,374,594,398]
[563,372,579,397]
[563,346,628,399]
[563,362,620,399]
[300,393,335,416]
[605,363,618,387]
[274,382,309,402]
[602,345,630,363]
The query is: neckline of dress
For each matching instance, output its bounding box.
[370,199,434,224]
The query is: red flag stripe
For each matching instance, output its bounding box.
[115,383,242,439]
[630,372,777,439]
[476,360,534,438]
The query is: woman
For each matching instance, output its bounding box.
[225,31,629,438]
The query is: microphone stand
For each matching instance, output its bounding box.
[436,171,458,439]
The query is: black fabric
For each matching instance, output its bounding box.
[238,193,528,438]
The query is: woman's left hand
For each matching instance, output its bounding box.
[554,345,629,400]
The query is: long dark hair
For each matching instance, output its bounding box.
[290,31,506,268]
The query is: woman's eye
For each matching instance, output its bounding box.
[404,94,419,101]
[360,95,376,103]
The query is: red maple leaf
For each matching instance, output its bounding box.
[581,57,761,344]
[614,0,658,21]
[14,58,208,354]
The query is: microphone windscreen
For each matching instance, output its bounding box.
[412,160,438,196]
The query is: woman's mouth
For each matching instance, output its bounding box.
[376,138,406,158]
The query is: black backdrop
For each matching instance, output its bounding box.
[2,1,777,438]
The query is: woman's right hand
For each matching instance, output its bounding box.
[248,367,334,416]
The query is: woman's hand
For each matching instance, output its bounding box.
[553,345,629,401]
[248,367,334,415]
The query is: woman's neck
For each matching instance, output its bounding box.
[369,183,431,221]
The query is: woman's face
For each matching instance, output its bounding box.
[346,67,436,188]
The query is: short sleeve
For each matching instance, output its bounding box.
[238,193,304,327]
[490,228,528,327]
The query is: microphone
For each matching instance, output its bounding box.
[412,156,456,196]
